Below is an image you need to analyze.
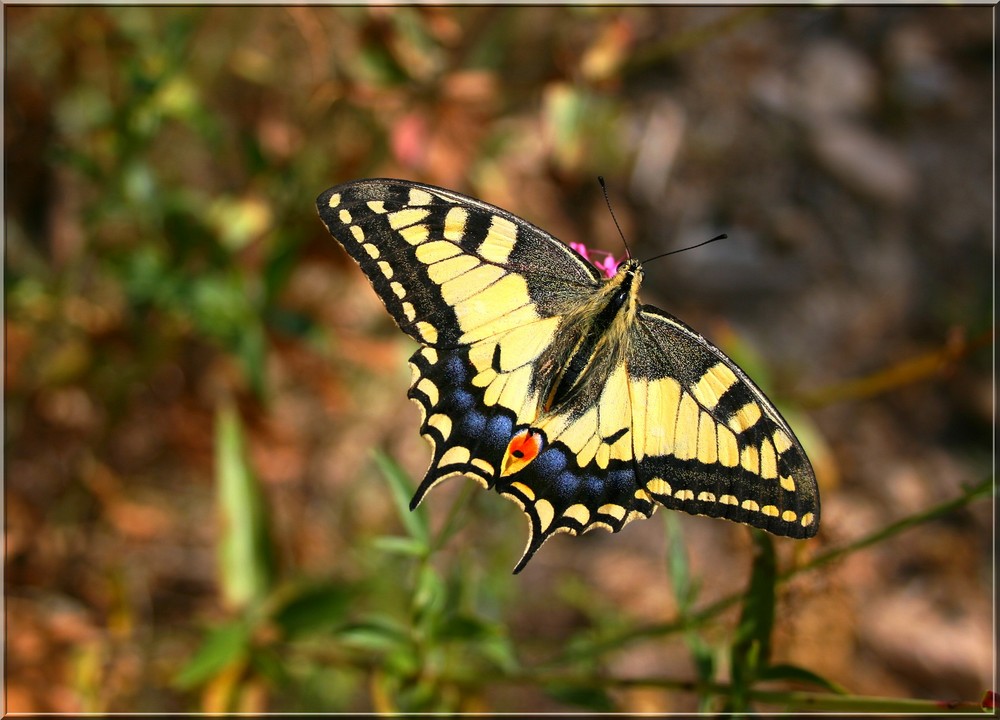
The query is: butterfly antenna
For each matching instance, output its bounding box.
[598,176,632,260]
[640,233,728,264]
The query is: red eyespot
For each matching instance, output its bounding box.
[501,428,544,476]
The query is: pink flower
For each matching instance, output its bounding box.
[569,242,623,279]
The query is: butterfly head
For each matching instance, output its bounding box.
[612,258,644,302]
[618,257,642,280]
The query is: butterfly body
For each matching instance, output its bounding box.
[317,179,819,573]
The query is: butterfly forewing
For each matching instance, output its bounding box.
[317,180,600,347]
[317,178,820,572]
[317,178,612,511]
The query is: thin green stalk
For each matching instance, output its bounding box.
[779,475,993,581]
[544,476,993,666]
[576,675,986,713]
[430,479,479,553]
[424,669,988,713]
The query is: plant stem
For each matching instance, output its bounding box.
[544,476,993,666]
[430,669,988,713]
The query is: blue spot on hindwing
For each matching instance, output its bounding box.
[554,470,582,500]
[532,446,568,477]
[597,467,636,504]
[457,408,486,437]
[483,414,514,454]
[451,389,475,412]
[441,353,467,381]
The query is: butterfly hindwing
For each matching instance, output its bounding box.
[489,305,817,570]
[317,178,820,573]
[627,308,819,538]
[496,361,657,572]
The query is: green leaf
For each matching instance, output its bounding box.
[248,645,291,688]
[335,616,411,653]
[371,535,429,557]
[189,273,248,337]
[215,402,276,609]
[545,684,616,712]
[435,613,492,642]
[181,272,267,396]
[271,580,356,640]
[372,450,429,547]
[757,663,849,694]
[412,564,446,623]
[665,513,697,612]
[173,620,251,689]
[476,631,520,674]
[433,611,519,673]
[689,632,717,686]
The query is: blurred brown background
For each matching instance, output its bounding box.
[4,5,994,713]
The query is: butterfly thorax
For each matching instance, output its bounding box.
[539,258,643,414]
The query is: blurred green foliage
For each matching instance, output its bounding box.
[179,421,519,712]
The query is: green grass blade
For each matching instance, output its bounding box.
[215,402,276,609]
[728,530,776,712]
[665,514,695,612]
[372,450,429,548]
[173,619,251,689]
